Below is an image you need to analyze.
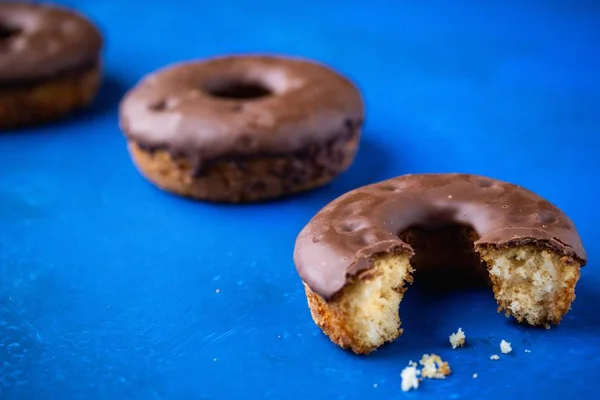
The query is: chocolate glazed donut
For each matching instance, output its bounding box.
[293,174,587,354]
[0,2,103,129]
[119,54,364,203]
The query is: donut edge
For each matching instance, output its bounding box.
[304,251,414,355]
[126,126,361,203]
[0,60,102,130]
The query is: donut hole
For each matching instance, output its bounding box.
[399,224,488,290]
[398,222,580,325]
[0,23,21,40]
[203,78,273,100]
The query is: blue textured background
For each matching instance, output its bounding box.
[1,1,599,399]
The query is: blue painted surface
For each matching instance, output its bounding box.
[1,0,599,398]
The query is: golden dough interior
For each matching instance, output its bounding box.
[305,253,413,355]
[479,246,580,326]
[304,224,582,355]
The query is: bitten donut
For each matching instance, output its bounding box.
[0,3,103,129]
[293,174,587,354]
[119,54,364,203]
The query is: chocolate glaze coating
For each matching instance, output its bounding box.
[119,55,364,170]
[293,174,587,299]
[0,2,102,82]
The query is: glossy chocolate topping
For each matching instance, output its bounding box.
[0,3,102,82]
[119,55,364,167]
[294,174,587,299]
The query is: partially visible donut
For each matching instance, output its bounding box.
[293,174,587,354]
[0,3,103,129]
[119,54,364,203]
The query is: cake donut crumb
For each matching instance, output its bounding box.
[490,354,500,360]
[419,354,451,379]
[400,364,420,392]
[500,339,512,354]
[400,354,451,391]
[449,328,466,349]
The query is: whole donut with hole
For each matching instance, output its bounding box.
[293,173,587,354]
[119,54,365,203]
[0,2,103,129]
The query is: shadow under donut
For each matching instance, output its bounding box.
[156,132,399,208]
[83,74,127,115]
[287,133,399,208]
